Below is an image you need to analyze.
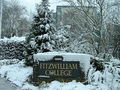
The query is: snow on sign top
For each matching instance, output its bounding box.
[34,52,93,75]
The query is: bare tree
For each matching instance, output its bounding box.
[63,0,114,57]
[108,0,120,59]
[2,0,31,38]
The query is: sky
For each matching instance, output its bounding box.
[18,0,68,13]
[9,0,116,13]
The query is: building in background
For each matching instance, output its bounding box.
[54,6,97,31]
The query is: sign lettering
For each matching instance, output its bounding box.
[33,61,81,78]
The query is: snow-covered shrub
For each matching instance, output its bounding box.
[97,53,113,62]
[88,59,120,90]
[0,37,25,42]
[68,40,97,55]
[90,58,104,71]
[0,59,19,66]
[54,23,70,52]
[0,37,25,60]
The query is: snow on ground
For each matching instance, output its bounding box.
[0,58,120,90]
[111,58,120,64]
[0,60,32,87]
[0,60,96,90]
[34,52,93,75]
[0,36,25,42]
[38,81,90,90]
[21,81,111,90]
[21,81,91,90]
[0,59,118,90]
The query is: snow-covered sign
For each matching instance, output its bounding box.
[34,52,93,75]
[33,61,84,82]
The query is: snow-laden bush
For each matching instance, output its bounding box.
[0,59,19,66]
[0,37,25,42]
[0,37,25,60]
[88,60,120,90]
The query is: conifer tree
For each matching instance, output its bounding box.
[24,0,55,66]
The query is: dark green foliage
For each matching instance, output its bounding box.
[0,41,25,60]
[90,58,104,71]
[113,35,120,59]
[24,0,55,66]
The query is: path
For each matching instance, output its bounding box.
[0,77,21,90]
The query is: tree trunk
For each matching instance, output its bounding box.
[0,0,3,38]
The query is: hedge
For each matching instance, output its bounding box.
[0,40,25,60]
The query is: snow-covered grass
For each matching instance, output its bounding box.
[21,80,110,90]
[21,81,91,90]
[38,81,90,90]
[0,60,32,87]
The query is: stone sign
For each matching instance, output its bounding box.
[33,60,85,84]
[34,61,80,78]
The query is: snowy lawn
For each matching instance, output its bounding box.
[0,59,120,90]
[0,60,32,87]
